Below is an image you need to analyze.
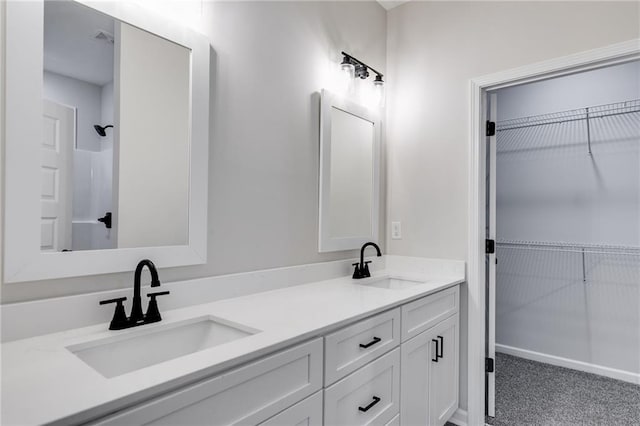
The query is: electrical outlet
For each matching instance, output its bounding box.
[391,221,402,239]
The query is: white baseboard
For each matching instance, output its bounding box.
[496,344,640,385]
[449,408,468,426]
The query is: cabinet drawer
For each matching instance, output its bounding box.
[385,414,400,426]
[92,338,323,426]
[401,286,459,342]
[260,391,323,426]
[324,348,400,426]
[325,308,400,385]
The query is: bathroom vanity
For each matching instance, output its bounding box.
[1,261,463,426]
[1,2,463,425]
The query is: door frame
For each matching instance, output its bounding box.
[466,38,640,426]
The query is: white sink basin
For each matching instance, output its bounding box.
[354,276,426,290]
[68,316,259,378]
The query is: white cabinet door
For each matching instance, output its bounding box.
[400,314,459,426]
[400,327,433,426]
[428,315,459,426]
[260,391,323,426]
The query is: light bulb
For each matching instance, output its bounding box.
[373,75,385,108]
[340,58,355,94]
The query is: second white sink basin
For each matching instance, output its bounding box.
[68,316,259,378]
[355,276,426,290]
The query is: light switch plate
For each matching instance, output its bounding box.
[391,221,401,239]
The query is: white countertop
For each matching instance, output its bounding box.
[1,269,464,425]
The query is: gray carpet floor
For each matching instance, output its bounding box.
[485,353,640,425]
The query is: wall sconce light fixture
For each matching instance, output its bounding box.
[340,51,385,107]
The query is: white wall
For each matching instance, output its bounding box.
[497,61,640,121]
[386,0,639,411]
[1,0,5,294]
[495,63,640,377]
[496,61,640,246]
[1,1,387,302]
[386,1,639,260]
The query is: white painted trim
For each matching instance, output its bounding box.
[466,38,640,426]
[467,74,487,426]
[448,408,468,426]
[496,344,640,385]
[486,93,497,418]
[3,0,210,282]
[318,89,381,252]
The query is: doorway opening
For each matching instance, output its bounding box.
[466,39,640,426]
[484,60,640,424]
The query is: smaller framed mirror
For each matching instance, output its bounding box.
[319,89,381,252]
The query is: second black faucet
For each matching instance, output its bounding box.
[352,242,382,279]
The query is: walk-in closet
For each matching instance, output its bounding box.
[488,60,640,424]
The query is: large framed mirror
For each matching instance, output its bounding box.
[318,89,381,252]
[3,0,210,282]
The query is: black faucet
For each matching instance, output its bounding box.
[352,242,382,279]
[99,259,170,330]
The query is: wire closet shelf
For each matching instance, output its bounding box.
[496,239,640,256]
[495,99,640,132]
[495,99,640,155]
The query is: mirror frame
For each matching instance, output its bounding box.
[3,0,210,282]
[318,89,381,252]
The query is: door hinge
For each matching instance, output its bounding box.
[485,239,495,254]
[486,357,495,373]
[486,121,496,137]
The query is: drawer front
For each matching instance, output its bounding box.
[92,338,323,426]
[385,414,400,426]
[324,348,400,426]
[401,286,459,342]
[325,308,400,385]
[260,391,323,426]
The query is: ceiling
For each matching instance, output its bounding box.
[44,1,115,86]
